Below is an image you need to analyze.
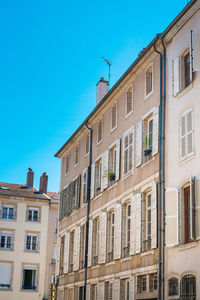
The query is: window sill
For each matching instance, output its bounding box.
[175,83,193,99]
[93,193,102,201]
[178,153,195,166]
[65,172,69,177]
[97,140,102,146]
[74,162,79,168]
[125,110,133,119]
[144,90,153,101]
[106,260,115,267]
[121,256,132,263]
[85,152,89,158]
[140,250,154,257]
[108,182,117,191]
[91,264,100,270]
[141,156,155,168]
[178,241,198,251]
[111,125,117,133]
[123,171,133,181]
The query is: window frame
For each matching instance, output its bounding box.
[74,144,80,167]
[22,265,37,291]
[97,117,103,145]
[27,207,40,222]
[1,205,15,220]
[145,63,153,99]
[179,109,194,161]
[123,127,134,177]
[0,231,13,250]
[85,133,90,156]
[125,86,133,118]
[168,277,179,296]
[111,102,117,132]
[0,262,12,290]
[65,154,70,175]
[25,233,39,252]
[95,157,102,196]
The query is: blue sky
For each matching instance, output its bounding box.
[0,0,188,192]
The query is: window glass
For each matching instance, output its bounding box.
[146,66,153,96]
[97,119,103,143]
[126,88,133,115]
[22,268,37,290]
[111,104,117,129]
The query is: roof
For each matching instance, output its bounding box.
[47,192,60,204]
[55,0,198,158]
[0,182,50,200]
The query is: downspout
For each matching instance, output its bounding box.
[84,122,93,300]
[153,38,163,300]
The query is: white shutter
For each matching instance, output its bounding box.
[99,212,107,264]
[195,176,200,239]
[151,182,157,249]
[114,204,122,260]
[136,121,143,167]
[190,176,196,240]
[135,193,142,254]
[115,139,121,181]
[63,232,70,273]
[172,57,180,96]
[73,226,80,271]
[165,188,179,247]
[56,237,61,276]
[152,107,159,156]
[113,279,120,300]
[88,220,93,267]
[0,263,11,286]
[130,196,135,255]
[90,163,95,199]
[192,31,200,71]
[97,282,105,300]
[102,150,109,190]
[129,276,135,300]
[86,284,91,300]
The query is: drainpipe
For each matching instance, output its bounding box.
[84,122,93,300]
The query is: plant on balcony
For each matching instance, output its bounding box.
[144,136,152,156]
[108,171,115,181]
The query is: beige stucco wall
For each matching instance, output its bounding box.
[0,196,49,300]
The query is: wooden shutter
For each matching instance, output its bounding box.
[135,193,142,254]
[114,204,122,260]
[73,226,80,271]
[88,220,93,266]
[97,282,105,300]
[102,150,109,190]
[90,163,95,199]
[113,279,120,300]
[152,107,159,156]
[172,57,180,96]
[63,232,70,273]
[77,175,81,208]
[165,188,179,247]
[136,121,143,167]
[195,175,200,239]
[151,182,158,249]
[129,276,135,300]
[190,176,196,240]
[86,284,91,300]
[130,196,135,255]
[191,31,200,71]
[56,237,61,276]
[115,139,121,181]
[99,212,107,264]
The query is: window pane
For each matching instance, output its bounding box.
[181,137,186,157]
[181,115,186,136]
[188,132,193,154]
[187,111,192,132]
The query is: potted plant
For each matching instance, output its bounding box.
[108,171,115,181]
[144,136,152,156]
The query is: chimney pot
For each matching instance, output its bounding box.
[96,77,108,105]
[26,168,34,187]
[39,172,48,194]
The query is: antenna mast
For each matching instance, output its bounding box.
[101,57,111,90]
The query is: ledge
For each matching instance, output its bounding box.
[178,241,198,251]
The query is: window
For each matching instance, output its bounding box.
[168,278,178,296]
[123,203,131,258]
[95,158,102,196]
[27,208,39,222]
[79,286,84,300]
[65,155,69,174]
[149,273,157,292]
[85,133,90,155]
[143,193,152,251]
[91,284,97,300]
[1,206,14,220]
[93,218,100,265]
[143,115,153,163]
[181,275,196,299]
[183,52,190,88]
[80,224,85,269]
[0,263,12,289]
[82,169,88,204]
[22,266,37,290]
[126,87,133,116]
[180,109,193,160]
[25,234,38,252]
[0,231,13,250]
[52,244,56,264]
[120,279,130,300]
[137,275,147,293]
[123,128,133,176]
[111,103,117,130]
[107,211,114,262]
[60,236,65,274]
[145,65,153,97]
[105,282,113,300]
[75,145,79,166]
[184,186,192,244]
[97,118,103,144]
[109,145,117,186]
[69,231,75,272]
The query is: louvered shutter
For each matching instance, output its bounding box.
[165,188,179,247]
[86,284,91,300]
[191,31,200,71]
[130,196,135,255]
[190,176,196,240]
[88,220,93,267]
[172,57,180,96]
[151,182,158,249]
[195,176,200,239]
[135,193,142,254]
[73,226,80,271]
[97,282,105,300]
[99,212,107,264]
[56,237,61,276]
[113,279,120,300]
[69,182,73,213]
[152,107,159,156]
[129,277,135,300]
[115,139,121,181]
[102,150,109,190]
[136,121,143,167]
[77,175,81,208]
[90,163,95,199]
[63,232,70,273]
[114,204,122,260]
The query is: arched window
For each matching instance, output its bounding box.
[168,277,178,296]
[181,275,196,298]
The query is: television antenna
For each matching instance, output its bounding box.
[101,57,111,89]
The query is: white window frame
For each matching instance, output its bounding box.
[125,279,130,300]
[1,205,14,220]
[123,126,134,177]
[95,156,102,195]
[74,144,79,167]
[85,133,90,156]
[179,109,194,161]
[25,234,39,252]
[82,169,88,204]
[145,63,153,99]
[0,231,13,250]
[22,265,37,290]
[111,102,117,132]
[146,192,152,242]
[126,203,131,248]
[27,207,39,222]
[97,117,103,145]
[65,154,70,175]
[125,86,133,118]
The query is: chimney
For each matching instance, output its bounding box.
[26,168,34,187]
[96,77,108,105]
[39,172,48,194]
